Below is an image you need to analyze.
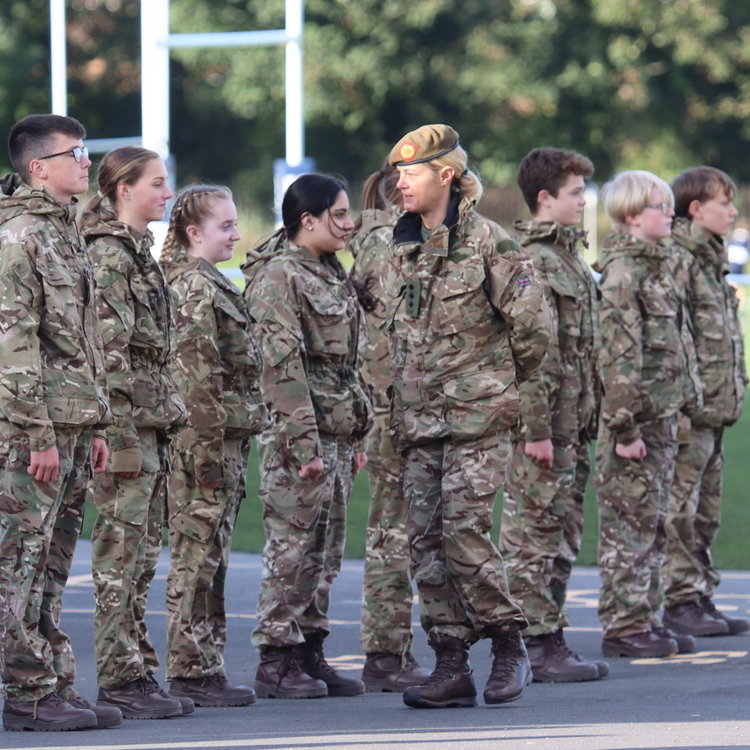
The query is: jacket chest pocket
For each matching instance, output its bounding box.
[640,291,678,353]
[214,294,262,369]
[433,258,488,334]
[130,275,170,346]
[38,257,81,344]
[301,288,350,356]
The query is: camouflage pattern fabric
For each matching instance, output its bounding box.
[386,196,550,450]
[161,245,267,678]
[0,174,109,700]
[166,437,249,678]
[349,210,415,655]
[0,425,93,700]
[90,428,169,687]
[251,432,354,648]
[664,218,747,608]
[500,221,600,635]
[243,235,371,649]
[596,418,678,638]
[403,432,527,643]
[594,232,698,637]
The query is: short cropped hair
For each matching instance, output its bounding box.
[602,170,673,233]
[671,166,736,219]
[8,114,86,184]
[517,147,594,214]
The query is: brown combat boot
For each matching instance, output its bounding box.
[483,627,532,704]
[96,677,183,719]
[2,692,97,732]
[525,631,601,683]
[601,630,678,657]
[663,601,729,636]
[255,645,328,699]
[701,596,750,635]
[170,674,256,707]
[362,651,431,692]
[402,634,477,709]
[145,673,195,715]
[66,690,123,728]
[297,631,365,697]
[653,626,696,653]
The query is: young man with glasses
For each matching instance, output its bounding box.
[0,114,117,731]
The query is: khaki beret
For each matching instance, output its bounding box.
[388,124,460,167]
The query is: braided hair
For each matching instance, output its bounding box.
[161,184,233,261]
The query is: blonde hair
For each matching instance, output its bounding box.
[161,184,233,262]
[602,170,673,232]
[428,142,483,203]
[79,146,161,229]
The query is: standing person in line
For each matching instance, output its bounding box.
[662,167,748,637]
[242,173,373,699]
[385,124,550,709]
[594,170,702,659]
[79,146,190,719]
[349,165,430,692]
[500,148,607,683]
[0,114,118,732]
[160,185,269,707]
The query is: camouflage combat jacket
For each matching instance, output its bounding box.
[386,195,550,449]
[242,234,373,467]
[348,206,400,412]
[513,221,601,444]
[669,218,746,428]
[162,245,269,485]
[83,217,186,472]
[0,174,110,452]
[595,232,702,444]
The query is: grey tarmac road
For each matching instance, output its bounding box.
[1,540,748,750]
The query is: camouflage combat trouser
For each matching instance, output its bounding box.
[166,437,250,679]
[360,410,415,655]
[501,438,589,636]
[0,422,92,701]
[91,427,169,688]
[595,417,678,638]
[403,432,527,644]
[252,432,354,649]
[664,423,723,608]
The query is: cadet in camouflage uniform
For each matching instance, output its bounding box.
[385,125,550,709]
[242,174,373,699]
[595,170,702,659]
[662,167,748,637]
[160,185,269,707]
[349,165,430,692]
[499,148,606,683]
[79,147,189,720]
[0,114,118,732]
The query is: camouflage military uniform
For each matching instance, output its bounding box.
[594,233,701,639]
[84,217,186,688]
[386,195,550,644]
[349,207,416,656]
[161,245,268,679]
[664,218,746,609]
[0,175,109,701]
[500,221,600,636]
[242,234,372,649]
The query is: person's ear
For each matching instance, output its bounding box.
[439,166,455,186]
[28,158,47,181]
[185,224,201,243]
[117,182,132,202]
[537,189,552,208]
[687,198,702,221]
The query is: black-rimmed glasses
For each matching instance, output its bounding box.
[38,146,89,164]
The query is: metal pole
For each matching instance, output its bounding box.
[285,0,304,168]
[49,0,67,115]
[141,0,170,159]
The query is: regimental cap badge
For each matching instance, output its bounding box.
[399,143,417,162]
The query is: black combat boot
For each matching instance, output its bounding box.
[362,651,431,692]
[255,645,328,699]
[483,626,532,704]
[297,631,365,697]
[525,630,601,683]
[402,634,477,709]
[701,596,750,635]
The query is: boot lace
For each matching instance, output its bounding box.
[302,642,337,679]
[552,630,582,661]
[424,649,464,686]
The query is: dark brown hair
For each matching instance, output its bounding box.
[671,166,736,219]
[517,147,594,214]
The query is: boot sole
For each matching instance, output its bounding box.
[530,670,601,683]
[254,684,327,699]
[364,678,422,693]
[403,695,477,709]
[326,685,365,697]
[97,701,182,720]
[601,644,678,658]
[170,693,257,707]
[2,715,97,732]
